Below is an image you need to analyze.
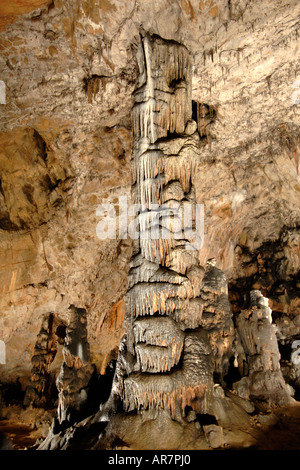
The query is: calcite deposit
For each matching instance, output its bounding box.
[0,0,299,451]
[115,35,217,422]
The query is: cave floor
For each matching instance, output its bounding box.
[0,405,56,450]
[1,403,300,450]
[0,419,40,450]
[249,402,300,450]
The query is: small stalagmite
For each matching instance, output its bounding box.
[56,305,95,425]
[235,290,292,406]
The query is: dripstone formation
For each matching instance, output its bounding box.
[56,305,95,425]
[234,290,291,405]
[24,305,95,423]
[123,35,216,420]
[23,313,58,408]
[98,34,235,426]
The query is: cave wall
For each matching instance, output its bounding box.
[0,0,299,417]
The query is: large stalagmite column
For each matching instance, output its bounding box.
[102,34,219,421]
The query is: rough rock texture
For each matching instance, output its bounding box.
[0,0,299,451]
[119,34,216,422]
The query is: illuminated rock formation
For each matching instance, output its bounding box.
[56,305,95,424]
[234,290,292,406]
[97,34,234,425]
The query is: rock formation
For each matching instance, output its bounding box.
[123,34,214,420]
[234,290,292,405]
[55,305,95,425]
[93,35,236,428]
[24,312,60,408]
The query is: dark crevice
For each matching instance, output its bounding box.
[154,132,186,144]
[169,77,184,89]
[33,129,48,162]
[0,217,19,231]
[22,184,35,205]
[48,1,55,12]
[0,178,5,199]
[196,413,218,427]
[192,100,198,122]
[150,33,189,50]
[223,355,242,389]
[166,130,185,140]
[55,324,67,341]
[128,280,183,291]
[136,342,168,349]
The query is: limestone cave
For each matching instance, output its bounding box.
[0,0,300,454]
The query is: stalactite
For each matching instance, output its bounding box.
[136,150,164,185]
[127,259,160,289]
[163,154,193,193]
[139,237,173,265]
[132,99,157,144]
[127,282,189,319]
[140,176,165,207]
[133,316,184,373]
[166,245,200,275]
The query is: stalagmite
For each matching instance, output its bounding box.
[200,259,234,384]
[24,313,58,408]
[102,34,220,422]
[56,305,95,425]
[234,291,292,405]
